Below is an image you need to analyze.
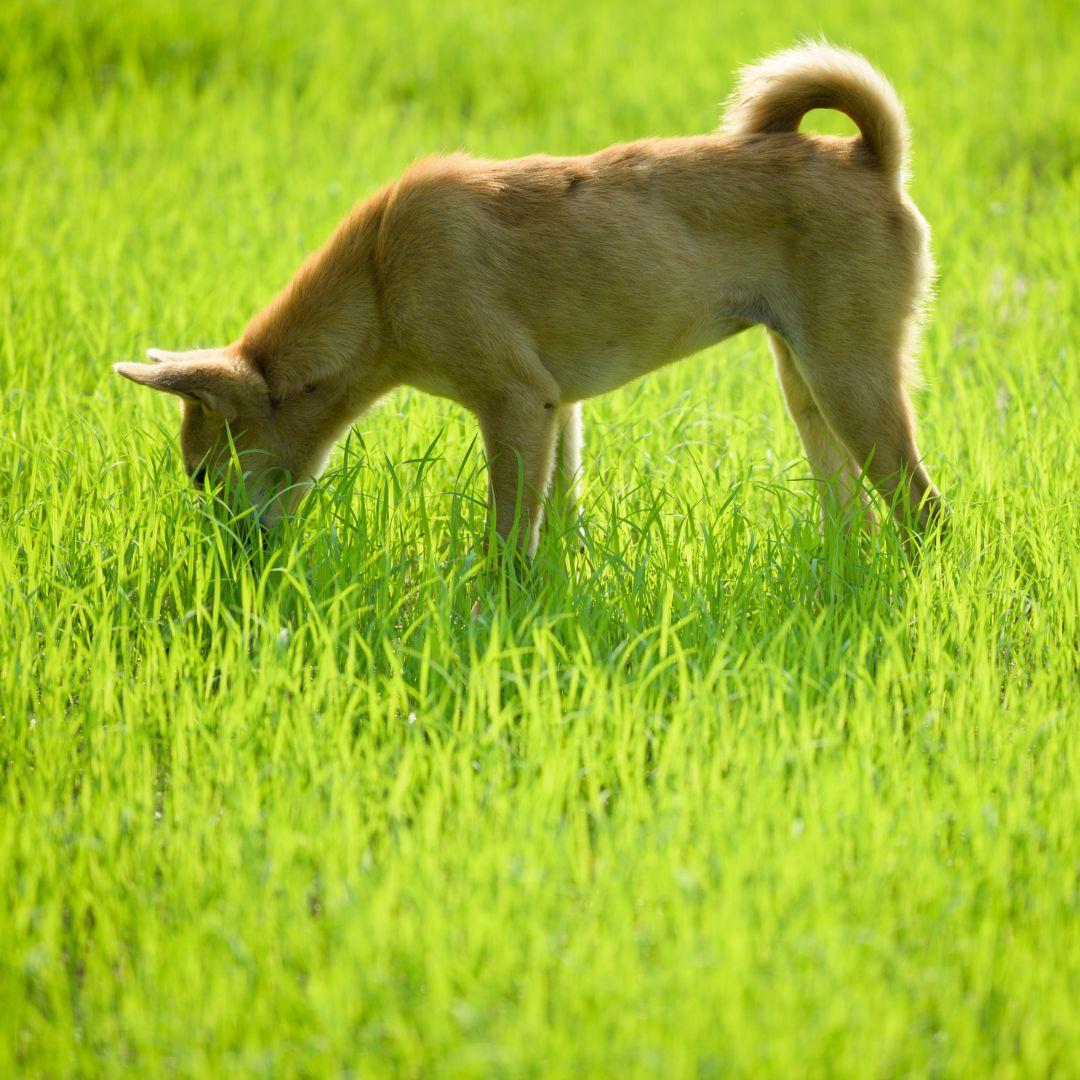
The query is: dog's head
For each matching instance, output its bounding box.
[114,346,342,525]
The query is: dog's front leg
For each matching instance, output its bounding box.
[551,403,585,549]
[478,385,561,559]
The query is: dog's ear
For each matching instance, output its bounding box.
[113,348,259,420]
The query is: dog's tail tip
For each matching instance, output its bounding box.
[722,41,910,187]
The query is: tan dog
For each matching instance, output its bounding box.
[116,43,946,554]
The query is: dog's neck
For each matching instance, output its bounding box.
[240,185,396,410]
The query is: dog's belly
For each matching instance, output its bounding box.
[546,313,752,402]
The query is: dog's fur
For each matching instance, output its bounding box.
[116,43,946,552]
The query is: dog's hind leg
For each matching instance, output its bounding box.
[769,332,875,531]
[788,329,947,543]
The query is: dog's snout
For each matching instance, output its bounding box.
[191,466,207,489]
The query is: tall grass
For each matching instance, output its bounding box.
[1,0,1078,1073]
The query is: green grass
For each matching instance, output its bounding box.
[2,0,1079,1074]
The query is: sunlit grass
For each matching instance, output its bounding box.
[1,0,1078,1074]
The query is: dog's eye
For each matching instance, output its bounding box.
[268,394,283,408]
[191,467,207,489]
[304,383,317,395]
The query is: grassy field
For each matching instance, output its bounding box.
[2,0,1078,1074]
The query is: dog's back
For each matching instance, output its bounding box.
[380,100,928,400]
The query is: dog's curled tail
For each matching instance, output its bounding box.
[722,42,910,188]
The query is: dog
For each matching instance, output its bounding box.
[115,42,947,555]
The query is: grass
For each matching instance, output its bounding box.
[1,0,1078,1074]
